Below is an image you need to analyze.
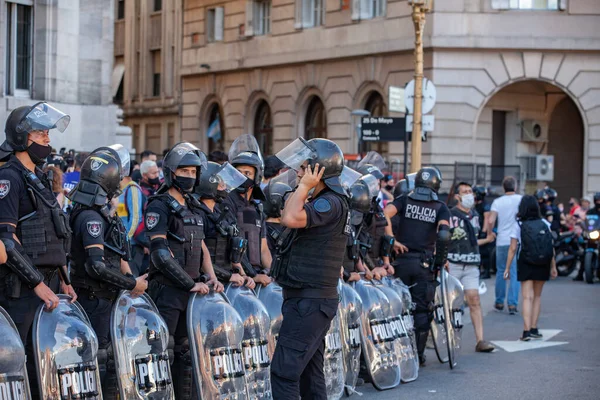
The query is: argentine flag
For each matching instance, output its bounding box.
[207,118,221,142]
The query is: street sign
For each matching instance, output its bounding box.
[388,86,405,113]
[360,116,408,142]
[404,78,437,114]
[405,114,435,132]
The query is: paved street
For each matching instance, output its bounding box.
[360,275,600,400]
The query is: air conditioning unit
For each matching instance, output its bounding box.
[522,155,554,182]
[521,120,546,142]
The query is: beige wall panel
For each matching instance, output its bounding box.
[270,19,296,35]
[434,103,479,124]
[434,0,465,12]
[387,1,412,18]
[579,89,600,111]
[539,53,564,81]
[436,85,485,109]
[568,72,600,98]
[271,4,295,21]
[523,52,543,79]
[434,69,496,96]
[327,108,351,124]
[587,107,600,125]
[569,0,600,14]
[555,54,600,89]
[434,52,509,87]
[588,124,600,141]
[501,52,525,80]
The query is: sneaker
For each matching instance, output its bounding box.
[508,306,518,315]
[419,353,426,366]
[475,340,495,353]
[520,330,531,341]
[494,303,504,312]
[530,328,543,339]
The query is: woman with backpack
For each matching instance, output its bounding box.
[504,195,558,341]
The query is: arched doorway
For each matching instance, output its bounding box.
[305,96,327,139]
[254,100,273,156]
[476,80,583,198]
[362,91,388,155]
[207,103,224,153]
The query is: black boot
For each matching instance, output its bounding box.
[416,330,429,367]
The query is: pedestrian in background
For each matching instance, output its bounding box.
[488,176,522,314]
[504,195,557,341]
[261,155,286,190]
[139,159,161,197]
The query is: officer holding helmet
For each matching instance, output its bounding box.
[145,142,224,399]
[223,134,273,286]
[384,167,450,366]
[67,144,148,398]
[0,103,76,398]
[270,137,350,399]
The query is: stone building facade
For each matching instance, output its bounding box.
[123,0,600,198]
[0,0,127,152]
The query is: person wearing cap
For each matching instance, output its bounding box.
[0,103,77,399]
[269,137,350,399]
[144,142,224,399]
[67,145,149,398]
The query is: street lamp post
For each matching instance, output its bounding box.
[409,0,432,173]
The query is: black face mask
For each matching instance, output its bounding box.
[569,202,575,207]
[27,142,52,165]
[174,176,195,192]
[385,185,394,192]
[235,178,254,194]
[215,190,228,202]
[148,177,161,186]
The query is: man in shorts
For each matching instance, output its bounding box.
[448,182,495,352]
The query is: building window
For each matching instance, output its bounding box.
[207,7,224,42]
[151,50,161,97]
[254,101,273,156]
[305,97,327,139]
[5,2,32,96]
[492,0,561,9]
[254,0,271,35]
[153,0,162,12]
[117,0,125,19]
[352,0,386,20]
[296,0,324,29]
[208,104,225,153]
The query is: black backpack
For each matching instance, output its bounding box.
[518,220,554,266]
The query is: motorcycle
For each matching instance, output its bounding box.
[582,215,600,283]
[553,231,583,277]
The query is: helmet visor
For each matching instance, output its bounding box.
[215,162,247,193]
[166,142,208,171]
[18,102,70,133]
[357,151,386,172]
[340,166,362,191]
[270,169,300,190]
[406,172,417,191]
[106,144,130,178]
[228,134,264,164]
[275,138,317,171]
[360,174,380,199]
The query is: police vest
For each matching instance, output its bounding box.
[148,195,205,284]
[394,196,442,254]
[342,224,360,274]
[236,201,263,268]
[202,204,237,270]
[69,204,131,295]
[266,221,284,257]
[3,161,70,268]
[274,194,349,290]
[364,205,387,259]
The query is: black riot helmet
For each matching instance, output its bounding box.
[195,161,247,201]
[0,102,70,160]
[593,192,600,205]
[67,146,124,206]
[228,134,264,186]
[263,169,296,218]
[534,189,548,203]
[545,187,558,203]
[349,179,371,214]
[356,164,384,180]
[410,167,442,202]
[162,142,207,190]
[473,186,487,202]
[393,172,416,198]
[357,151,386,180]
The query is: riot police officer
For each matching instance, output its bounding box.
[67,145,148,399]
[145,142,223,399]
[263,169,296,256]
[270,138,350,399]
[545,187,562,232]
[223,134,272,286]
[384,167,450,366]
[0,103,76,398]
[194,161,255,288]
[343,177,373,283]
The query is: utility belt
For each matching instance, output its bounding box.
[282,287,338,300]
[71,275,119,301]
[1,267,57,299]
[396,250,434,270]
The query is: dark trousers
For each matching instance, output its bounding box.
[393,256,436,356]
[148,281,190,344]
[271,297,338,400]
[75,289,114,348]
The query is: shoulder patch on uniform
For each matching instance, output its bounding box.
[0,180,10,199]
[86,221,102,238]
[313,198,332,213]
[146,212,160,230]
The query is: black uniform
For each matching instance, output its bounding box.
[0,156,70,398]
[390,194,450,357]
[270,188,350,399]
[360,203,392,269]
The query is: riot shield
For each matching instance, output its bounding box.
[338,282,362,396]
[384,278,419,364]
[442,270,464,368]
[224,284,273,399]
[376,279,418,383]
[111,291,174,399]
[431,281,449,364]
[352,279,401,391]
[0,306,31,400]
[255,282,284,352]
[323,300,344,400]
[187,291,247,400]
[357,151,386,173]
[32,295,102,400]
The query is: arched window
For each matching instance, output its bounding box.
[362,91,388,154]
[254,100,273,155]
[207,104,224,153]
[305,96,327,139]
